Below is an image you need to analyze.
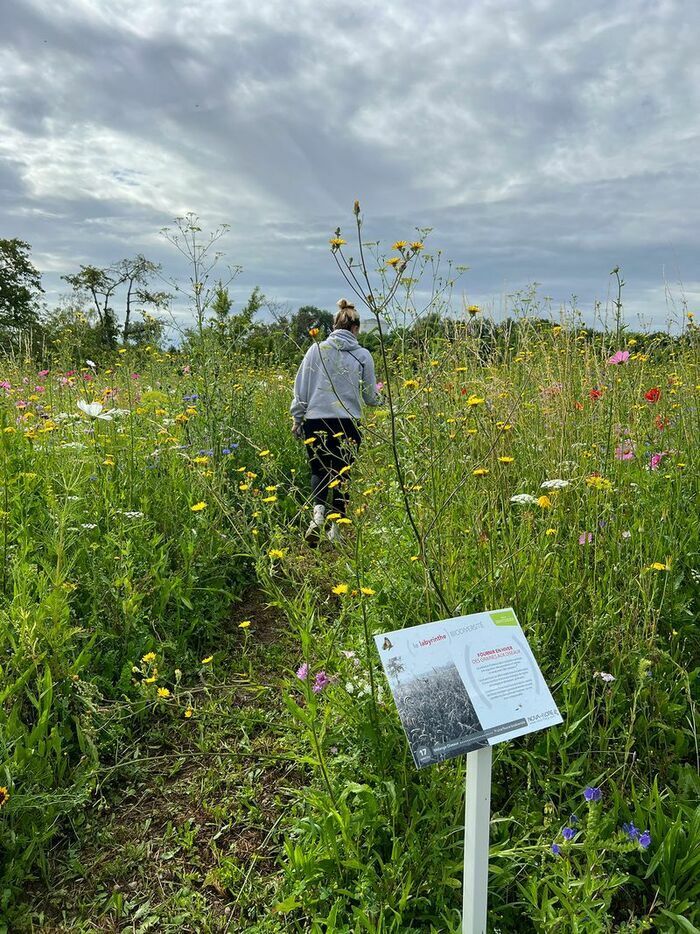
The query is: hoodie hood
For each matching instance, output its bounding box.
[326,329,360,351]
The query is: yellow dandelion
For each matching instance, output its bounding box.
[262,495,277,503]
[259,450,271,457]
[360,587,376,596]
[238,620,251,629]
[472,468,489,476]
[184,708,193,718]
[648,562,670,572]
[268,548,286,559]
[410,241,424,251]
[392,240,407,250]
[201,655,214,664]
[498,456,515,464]
[545,528,557,536]
[386,257,401,267]
[336,517,352,525]
[304,437,316,445]
[332,583,349,595]
[467,305,480,315]
[141,651,156,663]
[537,495,553,509]
[157,687,171,698]
[328,479,341,489]
[327,512,342,520]
[330,236,347,247]
[190,501,207,512]
[467,395,485,406]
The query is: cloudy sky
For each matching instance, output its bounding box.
[2,0,699,333]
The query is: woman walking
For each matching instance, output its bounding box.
[291,299,382,543]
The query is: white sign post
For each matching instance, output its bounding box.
[374,607,562,932]
[463,745,492,933]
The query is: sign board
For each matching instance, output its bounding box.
[375,607,562,769]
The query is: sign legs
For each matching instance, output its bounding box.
[462,744,492,934]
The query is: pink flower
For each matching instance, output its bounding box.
[34,386,45,393]
[0,381,11,391]
[38,369,49,378]
[614,443,635,461]
[649,452,668,471]
[578,532,594,545]
[130,373,140,380]
[296,663,309,681]
[607,350,630,365]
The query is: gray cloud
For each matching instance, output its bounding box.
[1,0,699,334]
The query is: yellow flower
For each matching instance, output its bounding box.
[472,468,489,476]
[403,378,419,389]
[467,395,485,406]
[144,675,158,684]
[338,465,351,476]
[392,240,407,250]
[585,476,613,492]
[537,495,553,509]
[332,583,349,595]
[337,517,352,525]
[360,587,376,595]
[238,620,251,629]
[304,437,316,445]
[141,652,157,663]
[265,485,278,492]
[201,655,214,664]
[239,483,250,491]
[102,456,115,466]
[184,708,193,718]
[190,501,207,511]
[386,257,401,267]
[498,456,515,464]
[262,495,277,503]
[410,241,424,251]
[328,479,341,489]
[0,787,9,808]
[157,687,171,698]
[268,548,286,559]
[648,562,670,572]
[327,512,342,520]
[467,305,480,315]
[259,450,271,457]
[192,456,209,465]
[308,327,319,337]
[329,237,347,248]
[545,528,557,536]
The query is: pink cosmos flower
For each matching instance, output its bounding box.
[614,443,634,461]
[649,452,668,471]
[578,532,594,545]
[0,381,10,391]
[38,369,49,377]
[607,350,630,365]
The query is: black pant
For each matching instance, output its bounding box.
[302,418,361,516]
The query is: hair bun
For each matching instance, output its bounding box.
[337,298,352,310]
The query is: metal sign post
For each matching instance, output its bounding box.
[462,744,492,934]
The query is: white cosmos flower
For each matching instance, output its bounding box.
[86,359,97,369]
[77,400,113,420]
[541,479,570,490]
[510,493,538,505]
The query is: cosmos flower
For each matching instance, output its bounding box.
[608,350,630,365]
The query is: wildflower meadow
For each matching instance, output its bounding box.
[0,215,698,932]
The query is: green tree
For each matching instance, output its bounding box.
[290,305,334,345]
[0,238,44,351]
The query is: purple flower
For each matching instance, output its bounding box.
[296,663,309,681]
[578,531,594,545]
[569,814,579,825]
[639,830,651,849]
[615,444,635,461]
[623,822,639,841]
[562,827,575,841]
[551,843,562,856]
[584,786,602,802]
[312,671,331,693]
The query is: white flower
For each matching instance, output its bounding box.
[594,671,615,683]
[541,479,570,490]
[510,493,538,505]
[86,359,96,369]
[80,523,97,530]
[77,400,113,420]
[122,511,144,519]
[345,681,355,694]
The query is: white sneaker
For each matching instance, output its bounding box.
[305,504,325,545]
[327,521,346,546]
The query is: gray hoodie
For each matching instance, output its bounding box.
[290,329,381,422]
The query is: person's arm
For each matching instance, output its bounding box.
[361,351,382,406]
[290,346,315,426]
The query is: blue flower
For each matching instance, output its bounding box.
[569,814,579,824]
[639,830,651,849]
[562,826,575,841]
[584,786,602,802]
[623,822,639,841]
[551,843,562,856]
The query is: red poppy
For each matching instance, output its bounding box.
[589,388,603,401]
[654,415,668,431]
[644,387,661,403]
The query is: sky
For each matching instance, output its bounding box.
[2,0,699,335]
